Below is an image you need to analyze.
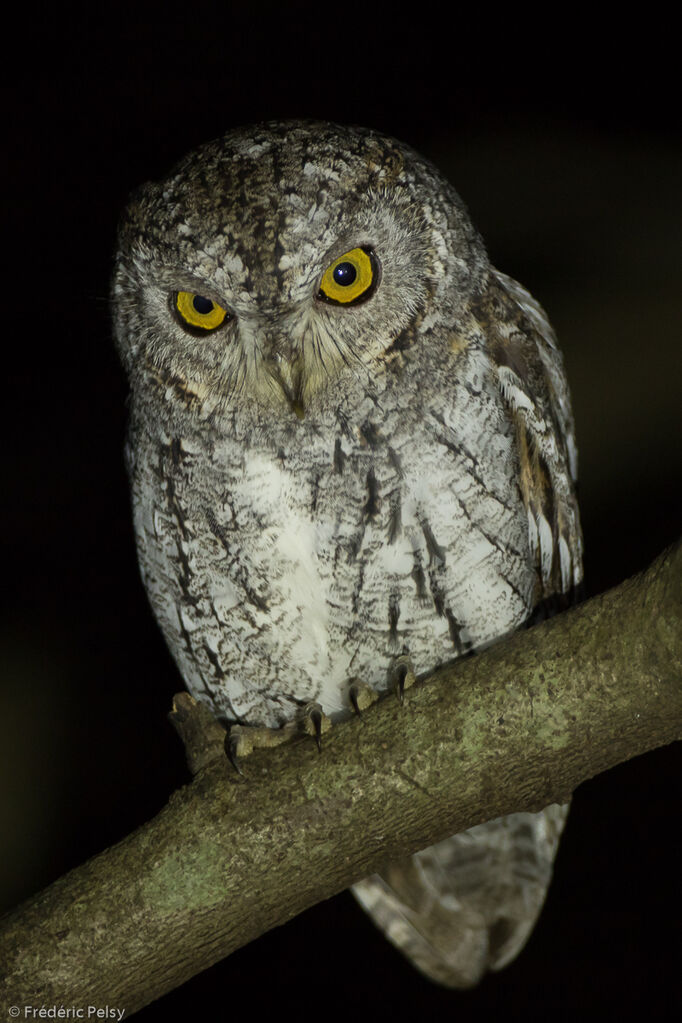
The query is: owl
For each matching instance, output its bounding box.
[112,121,583,988]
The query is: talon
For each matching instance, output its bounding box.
[300,701,331,751]
[395,662,408,703]
[311,706,324,751]
[392,655,416,703]
[225,729,244,776]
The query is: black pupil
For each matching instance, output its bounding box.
[333,262,357,287]
[192,295,214,315]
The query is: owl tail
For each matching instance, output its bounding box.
[351,803,569,988]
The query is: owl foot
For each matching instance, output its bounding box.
[169,692,229,776]
[391,653,416,703]
[225,723,294,774]
[225,702,332,773]
[349,679,380,715]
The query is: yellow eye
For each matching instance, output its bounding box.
[318,247,378,306]
[175,291,228,332]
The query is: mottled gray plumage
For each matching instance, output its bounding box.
[112,121,582,987]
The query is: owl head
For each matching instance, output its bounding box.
[112,121,488,421]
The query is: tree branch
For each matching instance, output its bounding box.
[1,540,680,1015]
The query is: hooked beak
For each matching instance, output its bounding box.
[264,351,305,420]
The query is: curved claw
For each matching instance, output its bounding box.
[394,660,410,703]
[225,728,244,775]
[301,701,331,752]
[310,705,324,752]
[392,654,416,703]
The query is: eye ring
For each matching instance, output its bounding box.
[173,291,230,334]
[317,247,379,307]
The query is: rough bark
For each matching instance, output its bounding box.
[1,540,680,1016]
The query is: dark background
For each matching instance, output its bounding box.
[2,6,680,1021]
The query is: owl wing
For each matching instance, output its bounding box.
[351,269,583,988]
[481,269,583,602]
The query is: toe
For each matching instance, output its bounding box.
[349,679,379,715]
[300,701,332,751]
[392,654,416,702]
